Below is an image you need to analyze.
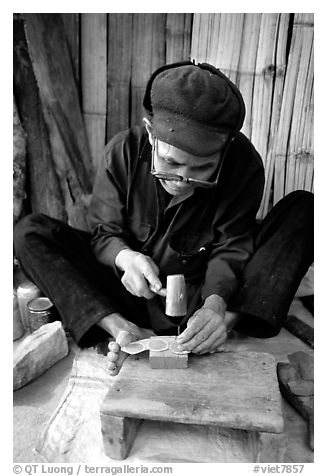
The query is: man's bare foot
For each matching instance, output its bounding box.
[97,313,155,376]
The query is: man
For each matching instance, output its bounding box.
[14,61,313,375]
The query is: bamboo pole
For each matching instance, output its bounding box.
[188,13,313,215]
[207,13,221,66]
[81,13,107,175]
[237,14,262,140]
[228,14,244,84]
[303,79,314,192]
[251,14,279,162]
[273,17,303,205]
[284,14,313,197]
[199,13,211,63]
[190,13,201,61]
[215,14,230,73]
[259,14,289,217]
[215,13,224,67]
[24,13,93,230]
[286,15,313,194]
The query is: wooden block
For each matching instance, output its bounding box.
[149,348,188,369]
[100,413,142,460]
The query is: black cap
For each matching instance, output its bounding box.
[143,61,245,156]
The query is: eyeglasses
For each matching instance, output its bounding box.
[150,137,229,189]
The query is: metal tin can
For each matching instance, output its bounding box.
[27,297,54,332]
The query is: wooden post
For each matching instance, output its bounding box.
[100,413,142,460]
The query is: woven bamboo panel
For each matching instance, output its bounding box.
[191,13,313,217]
[273,13,314,205]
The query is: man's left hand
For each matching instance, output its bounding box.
[176,294,227,354]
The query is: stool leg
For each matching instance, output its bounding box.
[100,413,142,460]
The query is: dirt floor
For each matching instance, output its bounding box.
[13,297,314,463]
[13,261,314,463]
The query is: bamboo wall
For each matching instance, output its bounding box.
[13,13,313,227]
[191,13,314,217]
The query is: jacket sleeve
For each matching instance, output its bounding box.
[201,147,265,304]
[87,136,132,269]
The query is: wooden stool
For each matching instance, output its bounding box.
[100,351,284,460]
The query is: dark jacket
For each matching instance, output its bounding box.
[87,125,265,310]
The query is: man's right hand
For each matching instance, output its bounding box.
[115,249,162,299]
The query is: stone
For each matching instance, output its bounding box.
[13,321,69,391]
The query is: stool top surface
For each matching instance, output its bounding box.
[101,349,284,433]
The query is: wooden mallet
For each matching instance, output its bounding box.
[151,274,187,335]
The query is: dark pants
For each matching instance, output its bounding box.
[13,191,313,347]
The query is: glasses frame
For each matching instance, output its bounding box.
[150,136,230,189]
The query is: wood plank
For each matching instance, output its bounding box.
[24,13,93,230]
[13,16,67,222]
[107,13,133,140]
[61,13,80,89]
[102,351,284,433]
[131,14,166,127]
[165,14,192,63]
[81,13,107,174]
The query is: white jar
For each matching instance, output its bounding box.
[17,281,41,332]
[13,292,24,341]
